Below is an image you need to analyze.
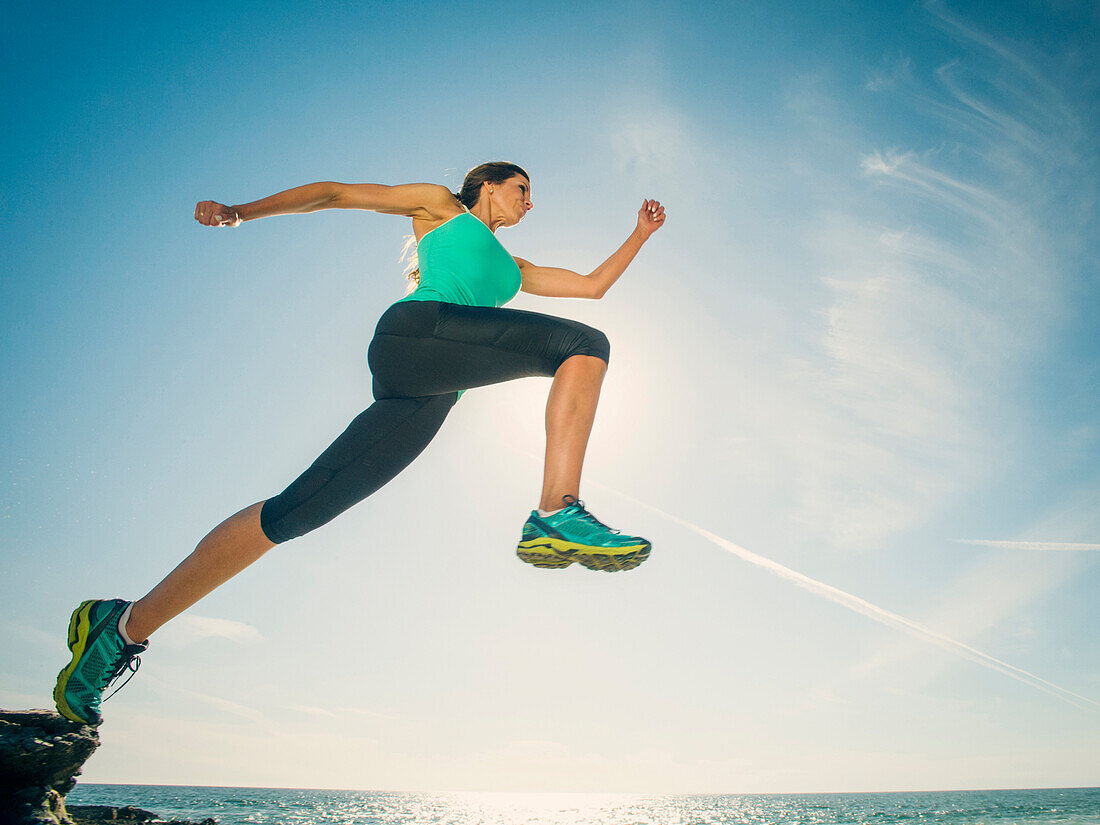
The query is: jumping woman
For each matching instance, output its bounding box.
[54,162,667,726]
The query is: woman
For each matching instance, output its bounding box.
[54,162,666,726]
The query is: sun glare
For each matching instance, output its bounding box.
[451,791,645,825]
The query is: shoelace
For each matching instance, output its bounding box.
[102,647,143,703]
[565,498,621,535]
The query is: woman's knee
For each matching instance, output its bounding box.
[566,325,610,366]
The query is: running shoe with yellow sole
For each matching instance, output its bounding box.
[54,599,146,725]
[516,496,651,572]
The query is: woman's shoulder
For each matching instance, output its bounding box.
[421,184,463,213]
[412,189,468,240]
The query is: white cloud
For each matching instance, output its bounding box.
[335,706,390,719]
[793,215,989,547]
[608,101,698,178]
[143,674,270,724]
[860,150,911,175]
[781,5,1088,553]
[881,3,1082,173]
[603,89,734,198]
[283,704,337,717]
[865,55,914,93]
[153,613,262,648]
[924,0,1079,135]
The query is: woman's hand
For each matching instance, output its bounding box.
[636,199,666,239]
[194,200,241,227]
[521,199,667,299]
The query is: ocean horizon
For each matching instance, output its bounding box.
[66,784,1100,824]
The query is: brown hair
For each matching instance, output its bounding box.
[404,161,530,289]
[454,161,530,209]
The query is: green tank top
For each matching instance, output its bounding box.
[397,211,522,308]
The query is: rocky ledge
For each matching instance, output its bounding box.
[0,710,214,825]
[67,807,214,825]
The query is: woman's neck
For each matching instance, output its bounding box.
[468,199,502,233]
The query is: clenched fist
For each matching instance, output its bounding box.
[194,201,241,227]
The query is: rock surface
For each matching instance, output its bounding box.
[0,709,99,825]
[66,808,157,822]
[0,710,215,825]
[67,807,215,825]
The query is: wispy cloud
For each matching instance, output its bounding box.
[604,89,734,198]
[5,621,60,648]
[144,675,270,724]
[865,54,914,93]
[923,0,1080,144]
[154,614,262,648]
[282,704,389,720]
[0,689,53,708]
[860,149,1016,234]
[803,216,986,547]
[283,704,337,717]
[335,706,390,719]
[608,99,699,179]
[955,539,1100,551]
[794,4,1089,553]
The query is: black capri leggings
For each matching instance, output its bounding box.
[259,300,610,544]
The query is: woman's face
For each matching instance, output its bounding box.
[487,175,533,226]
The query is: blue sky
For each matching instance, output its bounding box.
[2,0,1098,793]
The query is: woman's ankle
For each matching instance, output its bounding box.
[122,600,153,644]
[538,492,578,512]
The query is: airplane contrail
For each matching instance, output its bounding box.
[955,539,1100,551]
[593,483,1098,710]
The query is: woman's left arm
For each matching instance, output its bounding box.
[518,199,666,299]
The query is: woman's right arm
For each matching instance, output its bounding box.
[194,182,457,227]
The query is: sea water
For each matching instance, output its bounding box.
[65,784,1100,824]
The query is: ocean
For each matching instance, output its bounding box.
[64,785,1100,824]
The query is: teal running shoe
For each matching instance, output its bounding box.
[54,599,146,725]
[516,496,651,572]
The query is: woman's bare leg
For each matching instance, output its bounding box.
[125,502,274,642]
[539,354,607,511]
